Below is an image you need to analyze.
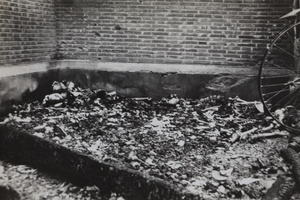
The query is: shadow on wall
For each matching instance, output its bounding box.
[0,70,59,116]
[0,76,38,103]
[205,75,258,99]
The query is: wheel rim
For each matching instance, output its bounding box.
[259,22,300,133]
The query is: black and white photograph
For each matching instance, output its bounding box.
[1,0,300,199]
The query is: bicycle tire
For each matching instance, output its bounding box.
[259,21,300,133]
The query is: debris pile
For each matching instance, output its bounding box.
[1,81,299,199]
[274,105,300,129]
[0,160,122,200]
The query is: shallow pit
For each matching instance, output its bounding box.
[0,61,274,200]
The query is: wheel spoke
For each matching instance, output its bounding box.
[286,31,300,56]
[261,75,296,79]
[277,59,298,74]
[261,82,292,88]
[259,22,300,132]
[272,87,299,108]
[262,88,291,96]
[263,85,290,103]
[273,44,299,61]
[265,60,297,75]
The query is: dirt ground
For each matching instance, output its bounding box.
[1,81,300,199]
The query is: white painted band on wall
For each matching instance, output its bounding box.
[0,63,49,78]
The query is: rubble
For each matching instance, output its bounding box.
[1,80,299,199]
[0,161,116,199]
[280,148,300,186]
[263,175,296,200]
[263,148,300,200]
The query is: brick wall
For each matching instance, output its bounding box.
[0,0,292,67]
[55,0,291,66]
[0,0,56,65]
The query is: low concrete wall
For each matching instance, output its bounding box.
[0,61,259,116]
[0,62,59,116]
[0,125,201,200]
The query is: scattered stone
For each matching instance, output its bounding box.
[237,177,260,186]
[2,80,293,199]
[211,171,228,181]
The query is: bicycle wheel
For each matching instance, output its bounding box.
[259,22,300,133]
